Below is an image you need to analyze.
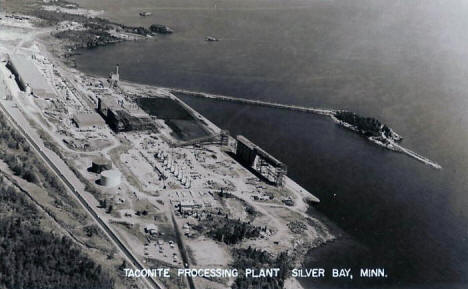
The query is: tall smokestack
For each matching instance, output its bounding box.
[116,64,119,75]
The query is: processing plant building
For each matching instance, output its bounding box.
[98,96,155,133]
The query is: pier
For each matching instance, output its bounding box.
[392,142,442,169]
[169,88,336,116]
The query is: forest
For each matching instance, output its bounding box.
[334,111,391,138]
[0,112,114,288]
[0,176,115,289]
[231,247,292,289]
[194,213,262,245]
[0,114,68,197]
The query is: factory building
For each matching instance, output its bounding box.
[6,54,56,99]
[98,96,140,118]
[175,200,202,214]
[72,111,106,129]
[98,96,155,133]
[236,135,287,187]
[100,169,121,187]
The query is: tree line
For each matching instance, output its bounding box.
[0,112,114,288]
[0,176,114,289]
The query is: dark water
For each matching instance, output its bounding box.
[72,0,468,288]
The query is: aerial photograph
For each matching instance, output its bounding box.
[0,0,467,289]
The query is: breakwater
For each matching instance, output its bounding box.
[173,88,442,169]
[391,142,442,169]
[170,88,336,116]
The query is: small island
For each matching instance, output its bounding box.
[150,24,173,34]
[332,110,402,148]
[331,111,441,169]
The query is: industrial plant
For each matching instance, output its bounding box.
[0,11,330,289]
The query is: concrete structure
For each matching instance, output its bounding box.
[6,54,55,99]
[236,135,287,187]
[100,169,121,187]
[72,111,106,129]
[90,157,112,174]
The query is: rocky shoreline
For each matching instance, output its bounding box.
[20,2,173,61]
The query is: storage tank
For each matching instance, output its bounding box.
[90,158,112,174]
[100,169,121,187]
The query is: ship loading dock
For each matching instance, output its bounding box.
[235,135,287,187]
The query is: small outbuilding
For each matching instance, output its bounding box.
[144,224,158,235]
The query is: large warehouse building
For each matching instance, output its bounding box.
[6,54,56,99]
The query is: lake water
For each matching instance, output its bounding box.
[72,0,468,288]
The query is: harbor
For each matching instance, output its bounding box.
[172,88,442,169]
